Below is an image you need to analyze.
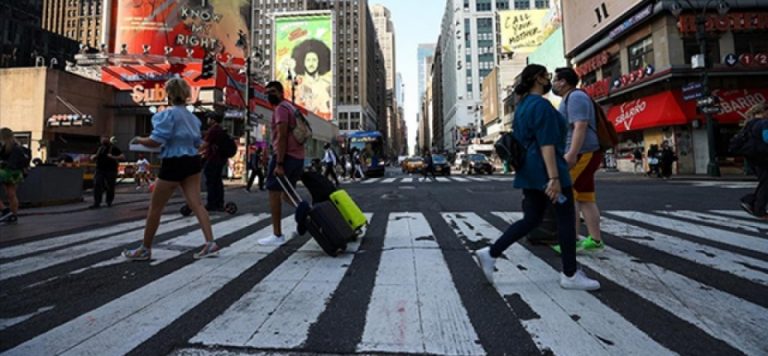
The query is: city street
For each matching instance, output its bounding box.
[1,169,766,356]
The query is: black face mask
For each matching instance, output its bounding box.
[542,80,553,95]
[267,94,282,105]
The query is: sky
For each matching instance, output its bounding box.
[372,0,444,155]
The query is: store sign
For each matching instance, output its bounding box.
[575,50,610,77]
[677,12,768,34]
[711,89,768,120]
[614,99,647,131]
[582,65,654,99]
[131,83,201,106]
[47,114,94,127]
[583,78,611,99]
[608,4,653,39]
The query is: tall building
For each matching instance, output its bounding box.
[42,0,105,48]
[417,43,435,100]
[430,40,444,151]
[254,1,385,134]
[1,0,78,69]
[371,4,397,155]
[438,0,549,152]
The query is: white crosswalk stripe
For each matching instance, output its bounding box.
[3,209,768,355]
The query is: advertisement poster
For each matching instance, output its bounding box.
[113,0,251,60]
[273,13,334,121]
[499,9,550,54]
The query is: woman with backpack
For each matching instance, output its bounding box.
[0,127,28,223]
[738,103,768,219]
[474,64,600,291]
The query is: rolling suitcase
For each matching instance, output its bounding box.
[329,189,367,232]
[300,171,337,204]
[276,176,351,257]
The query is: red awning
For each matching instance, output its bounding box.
[608,91,688,133]
[607,88,768,133]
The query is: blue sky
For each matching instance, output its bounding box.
[372,0,444,154]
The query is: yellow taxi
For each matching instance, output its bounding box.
[401,156,424,173]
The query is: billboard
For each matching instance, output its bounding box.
[113,0,251,60]
[273,13,334,121]
[562,0,645,56]
[499,9,552,54]
[481,68,498,126]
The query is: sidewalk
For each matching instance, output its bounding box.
[596,170,757,182]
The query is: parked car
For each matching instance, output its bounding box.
[402,156,424,173]
[462,154,494,175]
[432,154,451,176]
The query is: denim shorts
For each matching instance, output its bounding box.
[265,155,304,191]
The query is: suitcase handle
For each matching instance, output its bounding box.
[275,175,302,208]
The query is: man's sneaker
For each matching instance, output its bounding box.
[577,236,604,253]
[740,201,755,215]
[193,242,221,259]
[122,246,151,261]
[2,214,18,224]
[560,269,601,291]
[258,234,286,246]
[0,208,12,222]
[474,247,495,284]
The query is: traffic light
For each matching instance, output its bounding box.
[201,54,215,79]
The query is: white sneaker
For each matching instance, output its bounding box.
[258,234,286,246]
[560,269,601,291]
[475,247,495,284]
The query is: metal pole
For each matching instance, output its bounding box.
[697,12,720,177]
[243,56,251,184]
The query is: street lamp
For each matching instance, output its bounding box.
[671,0,730,177]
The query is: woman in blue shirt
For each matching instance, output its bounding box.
[475,64,600,290]
[123,78,219,261]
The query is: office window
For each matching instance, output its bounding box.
[581,71,597,86]
[497,1,509,10]
[534,0,548,8]
[601,56,621,82]
[514,0,530,9]
[628,36,654,71]
[734,32,768,54]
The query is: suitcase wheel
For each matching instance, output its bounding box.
[180,205,192,216]
[224,202,238,214]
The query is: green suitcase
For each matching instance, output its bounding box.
[329,189,367,232]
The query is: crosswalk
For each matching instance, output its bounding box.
[1,209,767,355]
[352,175,514,184]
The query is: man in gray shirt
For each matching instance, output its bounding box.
[553,67,604,252]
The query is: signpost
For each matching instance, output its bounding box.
[682,81,703,101]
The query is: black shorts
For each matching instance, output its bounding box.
[158,155,203,182]
[265,155,304,191]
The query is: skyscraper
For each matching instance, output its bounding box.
[417,43,435,101]
[42,0,105,47]
[371,4,398,155]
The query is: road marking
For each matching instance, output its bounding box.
[3,217,296,356]
[358,212,483,355]
[0,306,54,331]
[465,176,489,182]
[608,211,768,253]
[436,177,450,182]
[598,216,768,286]
[192,214,373,349]
[711,210,768,223]
[401,178,413,183]
[381,178,397,183]
[658,210,767,235]
[69,214,268,271]
[0,215,180,260]
[0,217,205,281]
[494,213,768,356]
[362,178,381,184]
[451,177,470,182]
[448,212,670,355]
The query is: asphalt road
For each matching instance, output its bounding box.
[1,168,766,356]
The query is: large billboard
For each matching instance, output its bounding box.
[499,9,553,54]
[273,13,334,121]
[481,68,498,126]
[562,0,645,56]
[113,0,251,60]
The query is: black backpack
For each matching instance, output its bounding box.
[494,132,527,171]
[729,119,768,160]
[218,135,238,159]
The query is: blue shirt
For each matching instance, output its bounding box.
[149,106,203,159]
[513,94,572,190]
[560,90,600,153]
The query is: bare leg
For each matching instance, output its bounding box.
[270,190,283,236]
[5,184,19,214]
[578,201,602,242]
[142,179,178,247]
[179,173,214,243]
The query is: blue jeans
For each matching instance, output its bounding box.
[490,188,578,276]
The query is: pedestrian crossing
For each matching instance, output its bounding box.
[347,175,514,185]
[1,209,767,355]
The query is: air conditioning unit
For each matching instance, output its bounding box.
[691,54,706,69]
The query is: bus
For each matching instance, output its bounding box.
[347,131,386,178]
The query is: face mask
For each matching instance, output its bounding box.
[542,80,553,95]
[267,94,282,105]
